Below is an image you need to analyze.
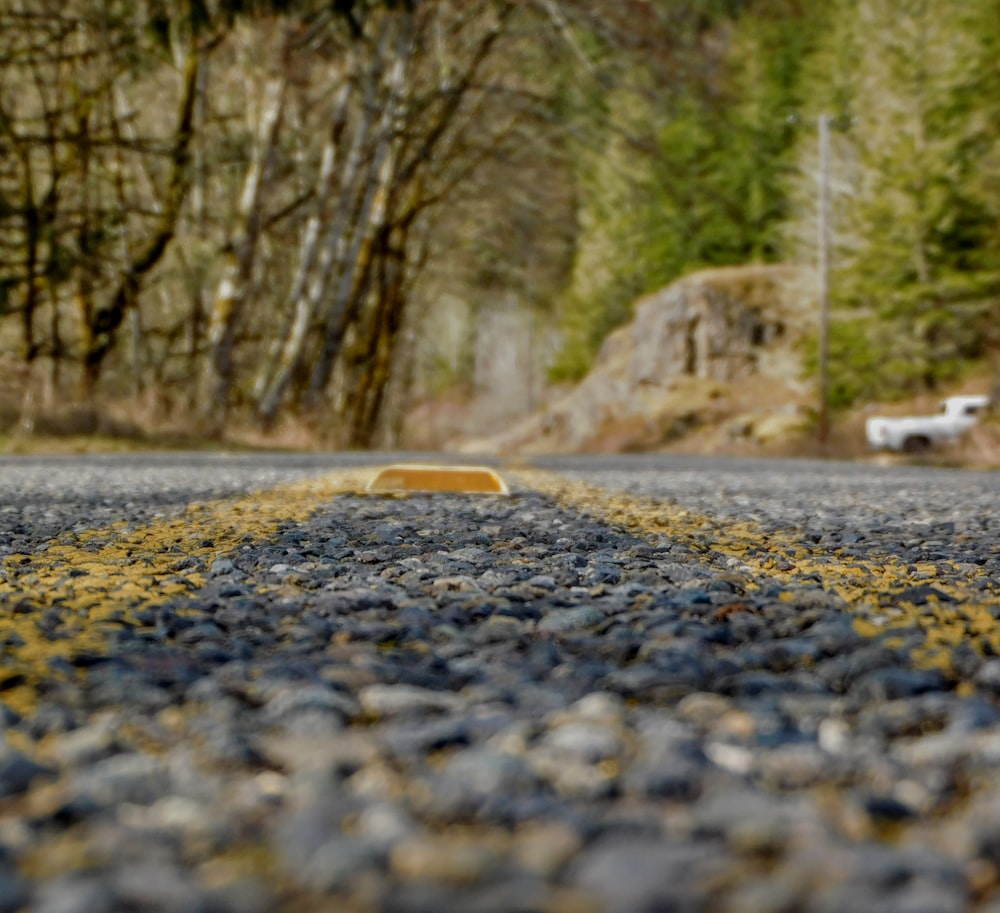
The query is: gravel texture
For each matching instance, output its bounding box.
[1,454,1000,912]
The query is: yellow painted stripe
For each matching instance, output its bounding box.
[5,465,994,718]
[0,470,369,714]
[514,469,999,679]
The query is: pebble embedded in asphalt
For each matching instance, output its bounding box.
[1,458,1000,912]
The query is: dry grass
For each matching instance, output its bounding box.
[0,390,330,456]
[2,370,998,471]
[663,407,1000,470]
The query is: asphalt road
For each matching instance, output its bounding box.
[522,455,1000,670]
[3,448,999,727]
[2,452,1000,913]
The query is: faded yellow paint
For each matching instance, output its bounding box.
[514,470,999,679]
[5,465,996,716]
[0,471,368,715]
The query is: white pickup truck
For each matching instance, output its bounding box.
[865,394,990,453]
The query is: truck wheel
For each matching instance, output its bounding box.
[902,435,931,454]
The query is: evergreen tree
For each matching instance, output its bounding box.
[551,0,817,381]
[639,4,815,278]
[791,0,1000,403]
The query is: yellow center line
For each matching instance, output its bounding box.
[0,470,370,715]
[514,469,1000,678]
[5,465,995,717]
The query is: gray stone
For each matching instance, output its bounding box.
[0,868,29,913]
[33,877,116,913]
[427,748,539,819]
[208,557,237,577]
[297,836,383,893]
[111,863,211,913]
[536,606,604,634]
[541,722,621,763]
[568,837,731,913]
[0,748,53,797]
[261,684,355,724]
[70,753,170,807]
[358,684,462,718]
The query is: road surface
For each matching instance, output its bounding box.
[1,453,999,913]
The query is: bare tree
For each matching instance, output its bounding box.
[0,1,202,404]
[196,56,288,431]
[0,0,690,442]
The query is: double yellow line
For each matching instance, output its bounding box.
[0,471,367,714]
[516,470,1000,678]
[2,465,995,718]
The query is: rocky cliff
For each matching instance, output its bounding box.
[459,264,815,454]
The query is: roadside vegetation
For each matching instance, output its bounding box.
[1,0,998,450]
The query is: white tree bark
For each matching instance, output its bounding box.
[253,76,364,420]
[305,13,415,401]
[198,71,286,427]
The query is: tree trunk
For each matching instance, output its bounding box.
[19,162,40,363]
[347,222,410,447]
[323,4,510,429]
[196,71,286,432]
[82,45,202,386]
[305,12,414,406]
[253,77,356,425]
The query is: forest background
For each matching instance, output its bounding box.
[1,0,998,450]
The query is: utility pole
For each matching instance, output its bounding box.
[817,114,831,445]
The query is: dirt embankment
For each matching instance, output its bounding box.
[453,264,1000,467]
[458,264,818,456]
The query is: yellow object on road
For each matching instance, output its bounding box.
[366,464,509,495]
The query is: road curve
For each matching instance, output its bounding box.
[1,453,999,913]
